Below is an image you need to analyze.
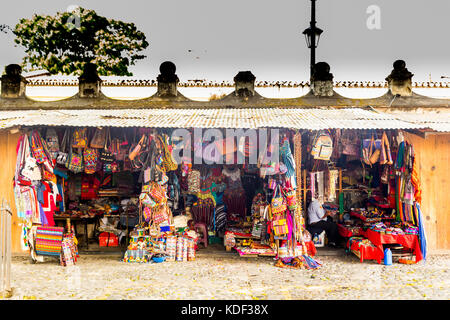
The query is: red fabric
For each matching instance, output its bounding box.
[349,240,383,263]
[305,241,316,257]
[338,224,355,237]
[363,229,423,263]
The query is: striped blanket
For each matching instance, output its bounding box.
[35,226,64,256]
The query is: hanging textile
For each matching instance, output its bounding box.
[317,171,324,204]
[411,150,422,204]
[326,169,339,202]
[415,203,427,261]
[310,172,316,200]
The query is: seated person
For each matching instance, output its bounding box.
[307,198,340,247]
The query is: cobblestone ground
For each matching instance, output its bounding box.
[2,250,449,300]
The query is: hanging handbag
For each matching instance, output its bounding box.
[149,182,166,204]
[158,135,178,172]
[270,185,287,214]
[342,131,360,156]
[45,128,59,160]
[56,129,69,166]
[143,206,152,222]
[129,134,147,161]
[90,127,107,149]
[66,133,84,173]
[83,147,98,174]
[311,133,333,161]
[99,128,114,163]
[140,193,157,208]
[379,132,393,165]
[152,204,169,225]
[30,131,48,164]
[272,218,289,236]
[72,128,88,149]
[284,188,298,211]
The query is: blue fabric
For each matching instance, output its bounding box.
[416,203,427,261]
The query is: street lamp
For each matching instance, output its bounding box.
[303,0,323,81]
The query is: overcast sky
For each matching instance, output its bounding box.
[0,0,449,82]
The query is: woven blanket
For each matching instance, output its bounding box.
[35,226,64,256]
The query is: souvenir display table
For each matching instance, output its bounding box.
[347,237,383,263]
[362,228,423,263]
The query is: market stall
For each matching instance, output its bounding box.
[11,122,427,267]
[298,129,427,264]
[12,125,321,268]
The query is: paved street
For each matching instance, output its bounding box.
[2,249,449,300]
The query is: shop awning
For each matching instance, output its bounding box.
[385,111,450,132]
[0,107,427,130]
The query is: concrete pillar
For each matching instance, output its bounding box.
[1,64,27,98]
[311,62,334,97]
[385,60,413,97]
[234,71,256,97]
[78,63,102,98]
[156,61,179,97]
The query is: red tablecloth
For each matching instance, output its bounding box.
[362,229,423,263]
[338,224,363,238]
[348,240,383,264]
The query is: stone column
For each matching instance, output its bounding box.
[310,62,334,97]
[156,61,179,97]
[233,71,256,97]
[385,60,413,97]
[78,63,102,98]
[1,64,27,98]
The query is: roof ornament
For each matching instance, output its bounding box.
[385,60,414,97]
[1,64,28,99]
[311,62,334,96]
[234,71,256,98]
[78,62,102,98]
[156,61,179,97]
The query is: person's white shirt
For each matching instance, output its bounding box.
[308,199,327,224]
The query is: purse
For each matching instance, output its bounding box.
[158,135,178,172]
[99,128,114,163]
[90,127,107,149]
[341,131,360,156]
[66,133,84,173]
[152,204,169,225]
[273,218,289,236]
[83,147,98,174]
[45,128,59,160]
[270,185,287,214]
[56,129,69,166]
[30,131,48,164]
[284,188,298,211]
[379,132,393,165]
[129,134,147,161]
[72,128,88,149]
[311,133,333,161]
[149,182,166,204]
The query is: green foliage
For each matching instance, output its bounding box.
[13,7,149,76]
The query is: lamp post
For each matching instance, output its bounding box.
[303,0,323,81]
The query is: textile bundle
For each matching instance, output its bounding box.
[35,226,64,256]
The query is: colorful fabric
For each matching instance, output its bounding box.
[35,226,64,256]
